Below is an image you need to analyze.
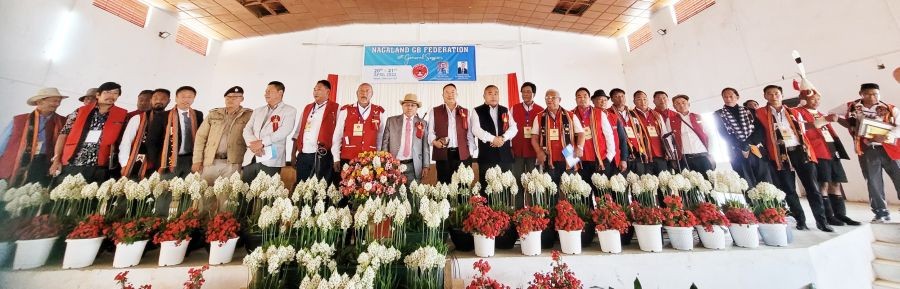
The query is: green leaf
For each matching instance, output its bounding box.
[634,277,642,289]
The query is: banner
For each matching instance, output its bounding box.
[362,45,476,83]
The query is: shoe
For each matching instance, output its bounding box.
[828,195,860,226]
[872,216,891,224]
[816,222,834,232]
[822,197,845,226]
[796,223,810,230]
[837,215,861,226]
[827,216,845,226]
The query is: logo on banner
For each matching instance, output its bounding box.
[412,64,428,80]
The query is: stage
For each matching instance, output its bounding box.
[0,202,896,289]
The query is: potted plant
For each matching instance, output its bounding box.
[522,169,559,249]
[526,250,583,289]
[560,173,593,247]
[723,200,759,248]
[110,216,162,268]
[512,205,549,256]
[63,214,108,269]
[206,211,241,265]
[154,208,201,266]
[483,166,519,250]
[463,196,510,257]
[747,182,789,246]
[628,201,664,253]
[466,259,511,289]
[554,200,584,255]
[404,246,446,289]
[591,194,629,254]
[13,214,61,270]
[694,202,731,249]
[661,195,699,251]
[595,173,637,246]
[448,165,478,252]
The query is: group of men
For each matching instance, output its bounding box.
[0,80,896,228]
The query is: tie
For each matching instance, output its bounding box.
[181,112,193,155]
[402,118,412,158]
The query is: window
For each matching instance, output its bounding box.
[92,0,149,28]
[552,0,597,17]
[674,0,715,24]
[627,23,652,51]
[176,25,209,56]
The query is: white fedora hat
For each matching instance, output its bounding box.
[27,87,68,106]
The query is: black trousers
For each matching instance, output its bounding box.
[13,154,53,186]
[242,162,282,184]
[294,151,334,185]
[679,153,714,175]
[770,148,826,225]
[161,155,193,179]
[626,159,646,175]
[578,160,602,189]
[436,148,465,184]
[729,150,773,188]
[53,165,112,187]
[645,157,670,175]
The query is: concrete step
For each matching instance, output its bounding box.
[875,259,900,283]
[873,224,900,244]
[874,279,900,289]
[875,241,900,262]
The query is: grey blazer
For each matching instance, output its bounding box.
[382,114,430,179]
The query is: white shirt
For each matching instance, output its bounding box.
[530,109,585,149]
[426,104,477,163]
[470,105,519,146]
[331,103,387,158]
[118,114,143,167]
[299,101,328,154]
[597,109,617,161]
[397,115,416,160]
[771,106,801,147]
[678,112,708,154]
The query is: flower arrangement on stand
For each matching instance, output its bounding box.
[554,200,584,255]
[747,182,789,246]
[466,259,511,289]
[154,208,202,266]
[339,151,407,206]
[591,194,629,254]
[404,245,446,289]
[527,250,583,289]
[661,195,699,250]
[512,205,549,256]
[464,196,510,257]
[693,202,731,249]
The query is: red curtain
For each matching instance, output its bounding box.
[507,72,519,107]
[327,74,339,102]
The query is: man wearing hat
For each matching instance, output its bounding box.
[573,87,615,185]
[50,82,129,184]
[593,89,628,176]
[192,86,253,185]
[0,88,68,186]
[118,88,171,180]
[78,88,98,107]
[331,83,386,184]
[382,93,430,182]
[470,85,518,192]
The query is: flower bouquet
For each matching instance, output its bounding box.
[591,194,628,253]
[554,200,584,254]
[512,205,549,256]
[404,246,446,289]
[747,182,789,246]
[466,259,511,289]
[464,196,510,257]
[339,151,407,206]
[527,250,583,289]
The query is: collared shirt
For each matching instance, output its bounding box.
[771,106,800,147]
[398,115,416,160]
[0,113,50,154]
[60,108,108,166]
[301,101,328,154]
[678,112,707,154]
[331,102,386,158]
[118,111,150,167]
[530,108,585,139]
[178,108,191,154]
[427,105,462,148]
[470,105,519,144]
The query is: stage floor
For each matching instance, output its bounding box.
[0,202,896,289]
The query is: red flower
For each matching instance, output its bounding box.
[14,214,61,240]
[464,196,511,238]
[183,265,208,289]
[591,195,629,234]
[628,202,664,225]
[154,208,202,245]
[724,206,758,225]
[68,214,108,239]
[109,216,163,245]
[512,206,550,237]
[205,212,240,245]
[554,200,585,231]
[756,207,787,224]
[693,202,730,232]
[661,195,698,227]
[466,259,511,289]
[115,270,152,289]
[527,250,583,289]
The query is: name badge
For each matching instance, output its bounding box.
[549,129,559,141]
[523,127,533,139]
[779,127,795,142]
[647,126,658,137]
[305,121,312,131]
[821,128,835,142]
[583,128,592,139]
[85,130,102,143]
[353,123,364,136]
[625,127,636,139]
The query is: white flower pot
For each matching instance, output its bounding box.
[558,230,582,255]
[729,224,760,248]
[597,229,622,254]
[665,226,695,250]
[62,237,104,269]
[695,225,730,250]
[113,240,148,268]
[0,242,13,265]
[758,223,789,247]
[209,237,239,265]
[13,237,58,270]
[634,224,663,252]
[473,234,495,257]
[519,231,541,256]
[159,239,190,266]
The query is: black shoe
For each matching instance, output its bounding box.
[796,223,810,230]
[827,216,845,226]
[816,223,834,232]
[837,215,861,226]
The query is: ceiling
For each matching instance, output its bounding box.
[146,0,670,41]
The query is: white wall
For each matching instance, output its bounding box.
[209,23,626,117]
[0,0,221,123]
[620,0,900,203]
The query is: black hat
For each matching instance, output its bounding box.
[591,89,608,99]
[224,86,244,96]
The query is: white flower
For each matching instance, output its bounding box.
[404,246,446,271]
[609,174,627,193]
[243,247,265,269]
[592,174,609,190]
[639,174,659,193]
